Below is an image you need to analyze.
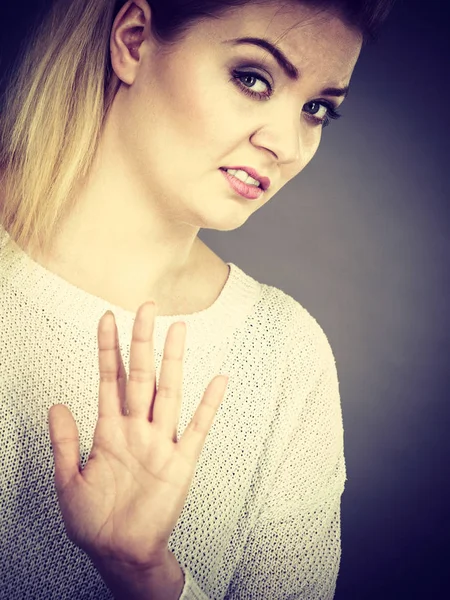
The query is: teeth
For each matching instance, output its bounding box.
[226,169,261,187]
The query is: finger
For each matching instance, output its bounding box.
[97,311,125,418]
[48,404,81,491]
[152,321,186,441]
[127,301,157,420]
[177,375,229,465]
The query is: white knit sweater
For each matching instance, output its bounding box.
[0,222,346,600]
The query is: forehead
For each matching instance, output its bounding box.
[198,1,362,82]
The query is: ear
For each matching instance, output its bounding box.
[109,0,153,86]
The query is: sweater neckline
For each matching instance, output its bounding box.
[0,223,261,344]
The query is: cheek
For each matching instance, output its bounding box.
[163,73,224,149]
[299,128,322,166]
[150,55,251,152]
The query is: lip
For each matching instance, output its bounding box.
[220,166,271,191]
[220,169,264,200]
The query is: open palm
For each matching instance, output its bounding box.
[48,301,229,569]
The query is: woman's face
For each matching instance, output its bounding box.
[110,0,362,231]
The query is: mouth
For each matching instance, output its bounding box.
[219,168,265,201]
[220,167,270,191]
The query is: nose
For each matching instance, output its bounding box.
[251,117,305,169]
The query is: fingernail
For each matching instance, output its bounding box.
[140,301,155,321]
[101,310,114,330]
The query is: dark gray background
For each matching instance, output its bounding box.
[1,0,448,597]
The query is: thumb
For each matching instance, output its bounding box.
[48,404,81,491]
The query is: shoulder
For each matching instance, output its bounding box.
[260,281,336,368]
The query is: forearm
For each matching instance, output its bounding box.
[93,550,185,600]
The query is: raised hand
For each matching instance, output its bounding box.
[48,301,229,571]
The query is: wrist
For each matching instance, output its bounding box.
[92,550,185,600]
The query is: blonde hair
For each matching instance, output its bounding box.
[0,0,122,257]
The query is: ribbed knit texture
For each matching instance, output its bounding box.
[0,222,346,600]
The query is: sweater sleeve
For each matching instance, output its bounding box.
[178,567,210,600]
[223,332,347,600]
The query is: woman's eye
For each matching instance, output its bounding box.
[230,69,342,127]
[230,70,272,100]
[304,101,328,120]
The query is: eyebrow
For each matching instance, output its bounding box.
[222,36,350,99]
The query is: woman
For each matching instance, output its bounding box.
[0,0,395,598]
